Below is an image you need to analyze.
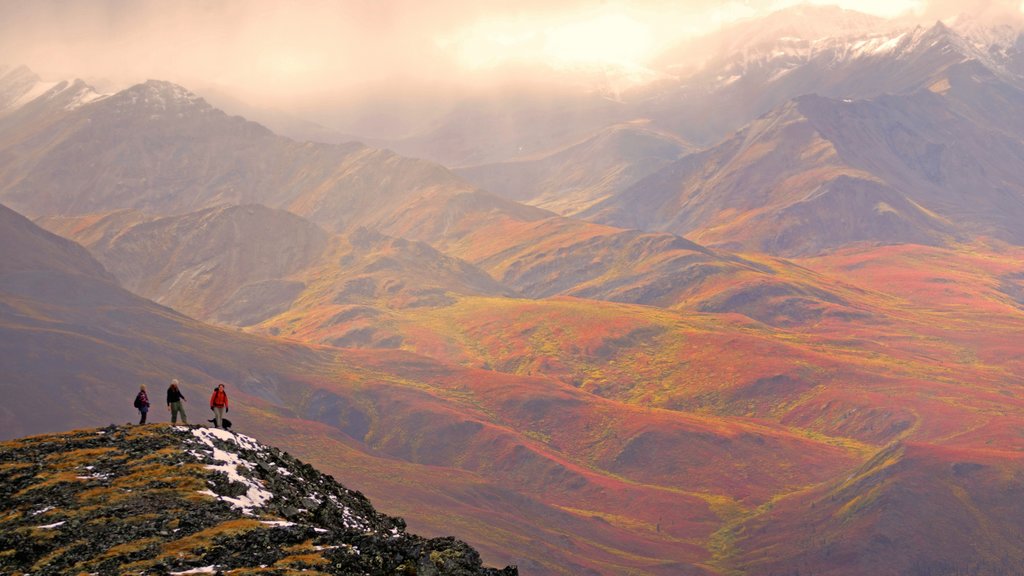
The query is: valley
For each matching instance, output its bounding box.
[3,4,1024,574]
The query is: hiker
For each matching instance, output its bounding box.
[133,384,150,424]
[167,379,188,424]
[209,383,229,428]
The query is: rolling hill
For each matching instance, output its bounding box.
[0,202,877,574]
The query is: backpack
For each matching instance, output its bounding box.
[133,394,141,408]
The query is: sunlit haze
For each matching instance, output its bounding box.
[1,0,1022,132]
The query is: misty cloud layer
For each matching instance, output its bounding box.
[2,0,1022,133]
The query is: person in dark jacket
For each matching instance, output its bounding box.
[133,384,150,424]
[209,383,229,429]
[167,379,188,424]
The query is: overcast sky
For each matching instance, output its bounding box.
[2,0,1022,117]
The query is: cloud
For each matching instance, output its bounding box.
[915,0,1024,20]
[0,0,473,100]
[1,0,1021,118]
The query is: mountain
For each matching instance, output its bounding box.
[582,21,1024,255]
[39,206,516,338]
[0,203,113,281]
[642,8,1024,144]
[376,7,1015,168]
[655,5,889,73]
[0,77,545,242]
[0,424,516,575]
[386,81,632,168]
[580,94,959,255]
[249,226,516,345]
[39,204,331,322]
[0,65,49,112]
[0,201,339,438]
[732,442,1024,575]
[0,64,104,117]
[586,80,1024,254]
[456,121,693,216]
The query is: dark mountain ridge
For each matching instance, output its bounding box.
[0,424,516,575]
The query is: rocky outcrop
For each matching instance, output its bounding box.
[0,424,517,575]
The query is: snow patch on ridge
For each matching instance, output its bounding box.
[182,426,377,533]
[188,427,274,515]
[170,566,218,575]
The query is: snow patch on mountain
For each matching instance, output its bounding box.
[189,427,275,514]
[947,12,1024,51]
[701,18,1023,93]
[183,426,374,532]
[61,81,106,110]
[126,80,207,110]
[0,67,108,113]
[850,32,908,57]
[0,425,515,575]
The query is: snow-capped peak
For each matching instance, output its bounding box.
[51,79,106,110]
[0,71,107,114]
[672,5,891,67]
[946,12,1024,53]
[115,79,211,113]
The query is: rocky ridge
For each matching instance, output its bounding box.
[0,424,517,575]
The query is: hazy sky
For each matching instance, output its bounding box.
[2,0,1022,114]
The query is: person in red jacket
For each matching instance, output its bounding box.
[209,383,229,429]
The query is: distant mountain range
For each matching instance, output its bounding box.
[4,5,1024,575]
[448,7,1024,255]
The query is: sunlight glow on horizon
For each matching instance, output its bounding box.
[441,10,656,71]
[544,13,654,67]
[440,0,930,74]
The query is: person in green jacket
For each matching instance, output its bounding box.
[166,379,188,424]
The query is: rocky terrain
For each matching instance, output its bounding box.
[0,424,517,575]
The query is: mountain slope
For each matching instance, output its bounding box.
[387,82,632,168]
[731,443,1024,575]
[582,94,956,254]
[0,424,516,575]
[39,208,516,335]
[40,204,332,321]
[0,77,547,241]
[584,78,1024,254]
[456,121,693,216]
[0,202,333,438]
[0,204,114,281]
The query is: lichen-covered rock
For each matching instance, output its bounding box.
[0,424,517,575]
